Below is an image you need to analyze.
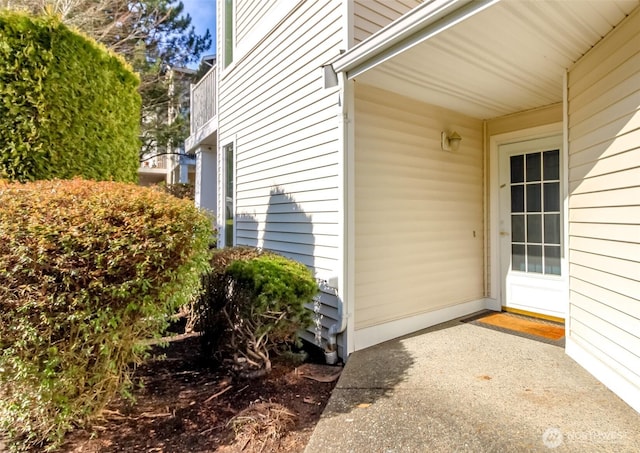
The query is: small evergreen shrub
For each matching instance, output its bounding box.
[0,11,140,182]
[197,247,316,376]
[0,179,213,451]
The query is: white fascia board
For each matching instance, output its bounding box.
[332,0,500,78]
[184,116,218,153]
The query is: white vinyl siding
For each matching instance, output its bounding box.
[567,6,640,407]
[235,0,279,45]
[219,1,341,275]
[218,0,342,275]
[354,83,484,329]
[217,0,344,351]
[353,0,422,43]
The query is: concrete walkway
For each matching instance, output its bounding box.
[305,316,640,452]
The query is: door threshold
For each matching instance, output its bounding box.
[501,306,564,324]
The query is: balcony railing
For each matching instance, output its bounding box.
[190,65,216,134]
[139,155,168,170]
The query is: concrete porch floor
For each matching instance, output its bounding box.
[305,315,640,452]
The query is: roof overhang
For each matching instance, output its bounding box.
[332,0,499,78]
[333,0,640,119]
[185,116,218,153]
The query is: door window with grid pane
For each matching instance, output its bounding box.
[509,149,561,275]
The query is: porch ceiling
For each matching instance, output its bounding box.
[351,0,640,120]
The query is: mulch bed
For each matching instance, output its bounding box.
[60,335,339,453]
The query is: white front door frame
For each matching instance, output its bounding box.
[498,135,567,319]
[489,122,568,317]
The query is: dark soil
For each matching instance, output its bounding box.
[60,335,338,453]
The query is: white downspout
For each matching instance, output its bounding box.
[326,276,344,355]
[325,69,351,362]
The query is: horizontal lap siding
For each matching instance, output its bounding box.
[219,0,343,277]
[353,0,422,43]
[236,0,279,45]
[354,83,484,329]
[567,7,640,394]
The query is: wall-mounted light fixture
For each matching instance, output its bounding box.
[441,130,462,151]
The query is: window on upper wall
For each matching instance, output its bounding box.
[223,0,234,68]
[223,142,234,247]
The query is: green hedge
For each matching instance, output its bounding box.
[0,179,213,451]
[0,12,141,182]
[197,247,316,376]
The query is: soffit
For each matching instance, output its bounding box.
[353,0,640,119]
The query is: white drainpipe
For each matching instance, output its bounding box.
[323,68,352,364]
[324,277,344,365]
[319,65,351,364]
[327,277,347,351]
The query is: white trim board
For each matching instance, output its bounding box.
[566,337,640,414]
[353,298,489,352]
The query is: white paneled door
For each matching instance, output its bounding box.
[499,136,568,319]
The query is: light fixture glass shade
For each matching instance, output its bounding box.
[449,131,462,151]
[441,130,462,151]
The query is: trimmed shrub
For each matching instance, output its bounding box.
[0,12,140,182]
[0,179,213,451]
[154,182,195,200]
[197,247,316,376]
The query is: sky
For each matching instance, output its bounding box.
[181,0,217,59]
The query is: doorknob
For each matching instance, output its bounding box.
[500,231,509,236]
